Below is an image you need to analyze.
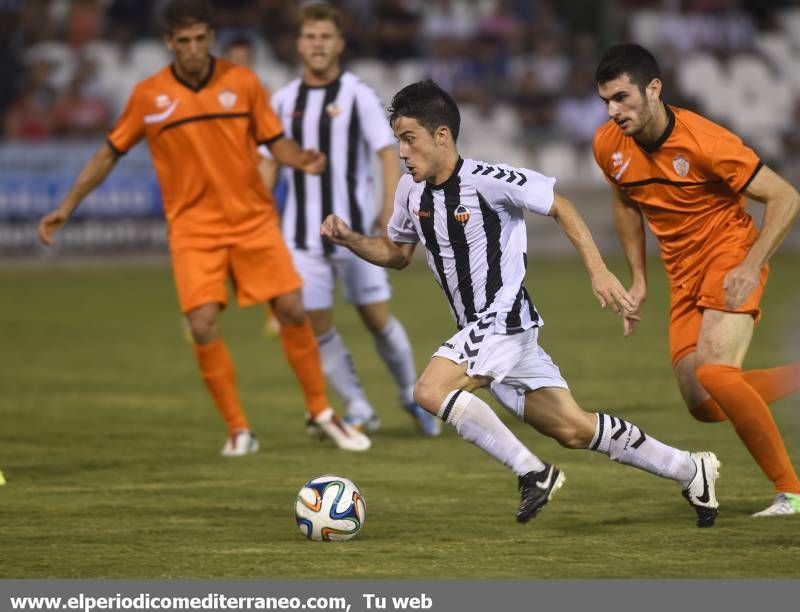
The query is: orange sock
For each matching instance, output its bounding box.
[279,319,329,418]
[696,364,800,493]
[194,339,250,434]
[744,362,800,404]
[691,361,800,423]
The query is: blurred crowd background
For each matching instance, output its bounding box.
[2,0,800,253]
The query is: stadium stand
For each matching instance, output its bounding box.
[2,0,800,253]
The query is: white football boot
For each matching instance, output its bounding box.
[310,408,371,451]
[751,493,800,517]
[221,429,260,457]
[682,451,720,527]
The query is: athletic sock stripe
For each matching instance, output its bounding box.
[590,413,606,451]
[477,190,502,309]
[346,99,363,234]
[318,78,341,255]
[441,390,463,422]
[631,429,647,449]
[419,186,458,322]
[611,419,628,440]
[291,83,309,250]
[445,176,476,322]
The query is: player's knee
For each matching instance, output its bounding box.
[273,303,306,326]
[187,313,217,344]
[413,376,442,413]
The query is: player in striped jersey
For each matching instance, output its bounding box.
[260,4,439,436]
[323,80,722,526]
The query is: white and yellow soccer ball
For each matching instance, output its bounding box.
[294,475,366,541]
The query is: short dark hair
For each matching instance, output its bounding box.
[162,0,213,34]
[388,80,460,142]
[225,35,252,52]
[298,3,344,35]
[595,44,661,93]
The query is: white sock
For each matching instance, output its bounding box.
[439,390,546,477]
[317,328,374,420]
[590,413,695,485]
[373,316,416,406]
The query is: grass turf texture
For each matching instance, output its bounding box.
[1,255,798,578]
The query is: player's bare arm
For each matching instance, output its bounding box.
[549,193,635,316]
[38,141,119,246]
[725,165,800,309]
[611,188,648,335]
[374,146,402,236]
[321,214,415,269]
[258,157,279,191]
[266,137,327,175]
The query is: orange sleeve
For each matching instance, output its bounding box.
[592,129,616,186]
[709,130,762,193]
[249,73,284,146]
[107,85,146,155]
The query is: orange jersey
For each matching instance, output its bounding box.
[107,57,284,247]
[593,106,763,282]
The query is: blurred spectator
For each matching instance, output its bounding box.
[510,68,557,143]
[511,35,570,94]
[570,31,599,73]
[0,2,24,125]
[106,0,158,40]
[223,35,255,68]
[457,33,511,106]
[554,68,608,147]
[420,0,478,43]
[64,0,102,48]
[53,56,110,138]
[374,0,421,62]
[423,37,473,96]
[478,0,526,56]
[781,98,800,184]
[4,59,56,141]
[528,0,566,42]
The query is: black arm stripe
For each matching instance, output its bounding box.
[106,138,126,158]
[257,131,285,147]
[739,160,764,193]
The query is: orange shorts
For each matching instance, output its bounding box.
[668,248,769,366]
[169,221,302,314]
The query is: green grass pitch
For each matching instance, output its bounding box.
[1,254,798,578]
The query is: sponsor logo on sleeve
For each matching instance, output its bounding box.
[611,150,632,181]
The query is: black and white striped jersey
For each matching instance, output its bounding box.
[387,157,556,333]
[263,71,395,255]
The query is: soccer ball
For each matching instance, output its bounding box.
[294,475,366,541]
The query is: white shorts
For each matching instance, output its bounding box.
[433,314,568,420]
[290,248,392,311]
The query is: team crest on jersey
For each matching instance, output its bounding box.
[326,102,342,118]
[218,89,237,109]
[672,154,690,177]
[453,204,471,225]
[156,94,172,109]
